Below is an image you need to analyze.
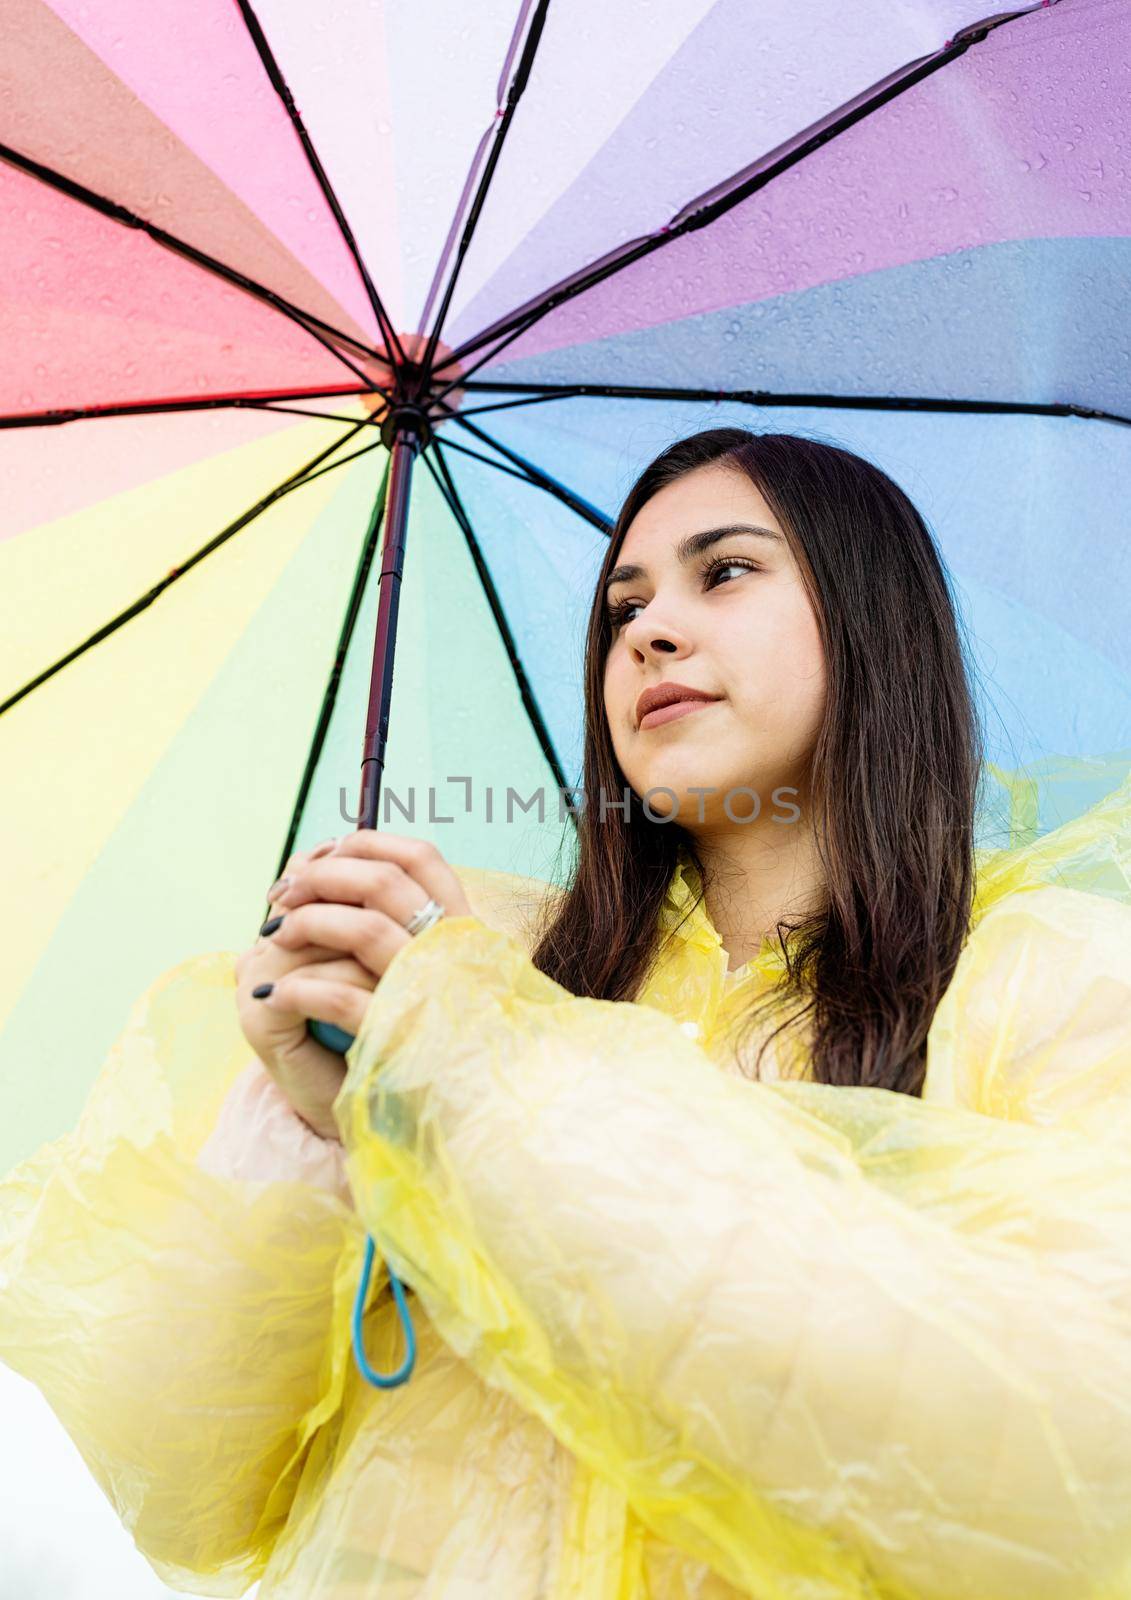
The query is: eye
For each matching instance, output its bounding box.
[703,555,759,590]
[604,555,760,632]
[605,596,640,630]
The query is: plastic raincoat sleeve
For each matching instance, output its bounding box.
[0,951,366,1598]
[333,884,1131,1600]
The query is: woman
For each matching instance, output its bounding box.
[3,428,1131,1599]
[234,426,985,1119]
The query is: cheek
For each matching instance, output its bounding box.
[789,612,827,709]
[602,657,630,751]
[601,657,619,726]
[730,597,826,725]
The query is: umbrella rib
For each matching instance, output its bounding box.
[283,435,384,489]
[0,140,383,386]
[417,0,551,380]
[0,385,386,431]
[440,406,612,533]
[450,381,1131,430]
[0,420,372,719]
[428,431,560,489]
[258,403,385,425]
[428,0,1056,398]
[267,454,394,895]
[451,390,586,421]
[232,0,408,371]
[433,429,612,535]
[424,440,574,804]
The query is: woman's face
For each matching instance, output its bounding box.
[601,463,826,830]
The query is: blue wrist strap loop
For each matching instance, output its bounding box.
[306,1019,418,1388]
[352,1235,417,1388]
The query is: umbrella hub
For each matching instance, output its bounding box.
[364,330,466,451]
[378,399,432,452]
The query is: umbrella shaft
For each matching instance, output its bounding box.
[359,428,421,829]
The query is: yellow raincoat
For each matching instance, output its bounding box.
[3,774,1131,1599]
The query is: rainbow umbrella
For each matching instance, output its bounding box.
[3,0,1130,1198]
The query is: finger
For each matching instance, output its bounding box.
[254,925,340,963]
[285,956,377,991]
[267,838,339,902]
[266,902,410,979]
[329,830,471,917]
[242,934,358,988]
[272,856,447,927]
[255,971,371,1036]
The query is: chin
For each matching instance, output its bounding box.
[630,772,731,822]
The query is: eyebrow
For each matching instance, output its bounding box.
[603,523,783,591]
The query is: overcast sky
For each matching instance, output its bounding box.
[2,1365,259,1599]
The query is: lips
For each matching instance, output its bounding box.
[635,682,720,728]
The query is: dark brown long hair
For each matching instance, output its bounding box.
[528,427,985,1097]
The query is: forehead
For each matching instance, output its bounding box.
[618,464,782,557]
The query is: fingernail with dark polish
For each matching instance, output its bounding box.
[259,915,284,937]
[251,982,274,999]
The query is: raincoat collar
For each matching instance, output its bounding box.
[660,844,789,983]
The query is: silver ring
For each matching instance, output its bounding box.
[404,896,446,938]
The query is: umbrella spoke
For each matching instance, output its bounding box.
[428,432,554,490]
[423,440,573,805]
[0,140,384,388]
[429,2,1054,395]
[0,420,375,718]
[418,0,551,382]
[257,404,386,425]
[291,436,384,489]
[448,390,584,421]
[432,430,611,534]
[449,381,1131,429]
[437,405,611,534]
[232,0,407,372]
[0,386,386,432]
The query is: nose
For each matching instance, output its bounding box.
[622,606,692,662]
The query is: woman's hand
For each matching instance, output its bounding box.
[235,832,474,1140]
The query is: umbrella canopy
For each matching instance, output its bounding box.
[2,0,1129,1176]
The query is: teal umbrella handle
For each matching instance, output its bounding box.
[308,1017,356,1055]
[307,1017,417,1389]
